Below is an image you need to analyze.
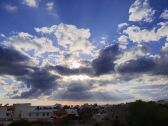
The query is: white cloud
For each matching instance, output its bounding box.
[160,9,168,19]
[118,35,128,49]
[23,0,39,8]
[35,23,97,68]
[2,23,97,68]
[46,2,54,11]
[129,0,155,22]
[0,33,6,38]
[157,22,168,40]
[35,23,95,54]
[4,32,59,55]
[46,2,57,17]
[4,4,18,12]
[115,46,147,66]
[100,36,108,45]
[2,32,60,66]
[123,26,159,43]
[162,42,168,52]
[123,22,168,43]
[118,23,128,30]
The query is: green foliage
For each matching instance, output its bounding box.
[128,100,168,126]
[79,107,93,122]
[60,115,75,126]
[9,120,29,126]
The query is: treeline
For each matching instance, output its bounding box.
[77,100,168,126]
[128,100,168,126]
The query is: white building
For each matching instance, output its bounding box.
[0,103,78,125]
[0,105,14,125]
[13,103,31,120]
[65,108,78,117]
[28,105,58,121]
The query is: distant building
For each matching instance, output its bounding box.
[0,104,14,125]
[13,103,31,120]
[0,103,78,125]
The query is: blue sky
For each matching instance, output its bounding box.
[0,0,168,105]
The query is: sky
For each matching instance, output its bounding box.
[0,0,168,105]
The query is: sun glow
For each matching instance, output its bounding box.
[63,75,90,81]
[70,61,81,68]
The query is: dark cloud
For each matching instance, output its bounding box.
[55,90,133,101]
[0,46,32,76]
[117,56,155,73]
[0,46,60,99]
[13,68,60,98]
[116,51,168,75]
[92,44,120,75]
[61,90,92,101]
[51,44,121,77]
[51,81,93,101]
[50,81,133,101]
[53,65,93,76]
[154,52,168,75]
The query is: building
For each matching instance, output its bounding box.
[0,103,78,125]
[0,104,14,125]
[65,108,78,117]
[13,103,31,120]
[28,105,59,122]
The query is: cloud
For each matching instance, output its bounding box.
[52,65,93,76]
[118,35,129,49]
[0,45,32,76]
[115,45,148,66]
[13,68,60,98]
[0,40,167,101]
[160,9,168,19]
[0,45,60,99]
[4,4,18,12]
[123,26,159,43]
[0,16,168,102]
[50,80,133,101]
[58,81,93,101]
[2,32,60,66]
[117,56,155,73]
[35,23,95,55]
[128,0,155,22]
[46,2,54,11]
[58,90,132,101]
[123,22,168,43]
[0,33,6,38]
[3,32,59,55]
[133,83,168,101]
[100,36,108,45]
[115,46,168,75]
[23,0,39,8]
[118,23,128,30]
[92,44,120,75]
[46,2,57,17]
[162,42,168,52]
[35,23,96,68]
